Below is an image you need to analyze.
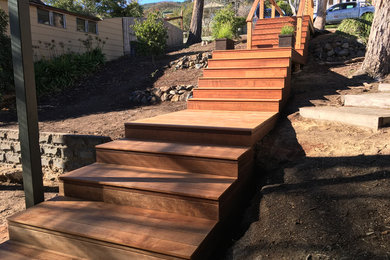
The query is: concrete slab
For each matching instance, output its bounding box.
[299,106,390,130]
[379,83,390,92]
[343,93,390,109]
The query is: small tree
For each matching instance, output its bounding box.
[132,12,168,64]
[211,5,245,39]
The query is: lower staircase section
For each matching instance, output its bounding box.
[2,17,311,259]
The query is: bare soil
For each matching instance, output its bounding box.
[1,35,390,258]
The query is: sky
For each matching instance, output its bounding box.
[139,0,186,5]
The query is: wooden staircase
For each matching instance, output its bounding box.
[1,10,313,260]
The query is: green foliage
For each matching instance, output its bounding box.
[34,49,105,96]
[211,4,244,39]
[337,15,373,44]
[43,0,143,18]
[281,25,294,35]
[214,23,234,39]
[170,2,193,31]
[0,8,13,100]
[276,0,293,16]
[132,12,168,57]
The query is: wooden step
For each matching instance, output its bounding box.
[96,139,252,177]
[0,241,82,260]
[187,98,281,112]
[252,31,308,40]
[125,110,279,146]
[207,57,290,68]
[198,77,286,88]
[7,199,218,259]
[251,37,307,48]
[255,16,296,25]
[60,163,236,220]
[253,27,309,35]
[212,48,293,59]
[193,87,283,99]
[203,67,288,78]
[255,21,296,30]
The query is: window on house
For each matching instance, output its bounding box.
[37,9,50,25]
[88,21,97,34]
[37,8,66,28]
[53,12,65,28]
[76,18,98,34]
[77,18,86,32]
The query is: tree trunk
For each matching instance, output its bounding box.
[360,0,390,79]
[288,0,297,16]
[186,0,204,45]
[314,0,327,30]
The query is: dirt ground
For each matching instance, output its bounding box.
[1,34,390,258]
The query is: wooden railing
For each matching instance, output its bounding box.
[246,0,314,50]
[246,0,284,49]
[295,0,314,49]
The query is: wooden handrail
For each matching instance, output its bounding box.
[269,0,284,17]
[246,0,260,22]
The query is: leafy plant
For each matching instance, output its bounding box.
[280,25,294,35]
[337,16,373,44]
[34,49,105,96]
[211,4,244,39]
[132,12,168,61]
[214,23,234,39]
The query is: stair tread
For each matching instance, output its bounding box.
[8,199,217,259]
[0,241,84,260]
[96,139,249,161]
[196,87,283,90]
[204,66,288,70]
[127,110,277,132]
[189,98,281,101]
[200,76,286,79]
[60,163,236,201]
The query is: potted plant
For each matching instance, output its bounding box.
[214,23,235,50]
[279,25,295,48]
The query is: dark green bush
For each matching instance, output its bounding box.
[34,49,105,96]
[337,14,373,44]
[0,8,13,99]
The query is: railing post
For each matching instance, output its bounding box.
[8,0,44,208]
[295,16,303,50]
[271,5,275,18]
[247,21,252,50]
[259,0,264,19]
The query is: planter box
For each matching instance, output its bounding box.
[215,38,235,50]
[278,34,295,48]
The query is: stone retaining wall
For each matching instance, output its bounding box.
[0,129,111,175]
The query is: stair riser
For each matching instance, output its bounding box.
[193,89,283,99]
[251,38,307,46]
[203,68,287,78]
[255,21,308,30]
[96,149,240,177]
[255,17,295,24]
[252,31,308,40]
[9,224,172,260]
[187,100,280,112]
[60,182,220,220]
[253,27,309,34]
[125,126,253,146]
[198,78,285,88]
[207,58,290,68]
[212,50,292,59]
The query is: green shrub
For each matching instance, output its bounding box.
[281,25,294,35]
[34,49,105,96]
[212,5,244,39]
[132,12,168,58]
[0,8,13,100]
[214,23,234,39]
[337,15,373,44]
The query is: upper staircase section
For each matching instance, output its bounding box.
[246,0,314,56]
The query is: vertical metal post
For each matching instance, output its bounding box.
[8,0,44,208]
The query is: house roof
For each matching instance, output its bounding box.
[29,0,101,21]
